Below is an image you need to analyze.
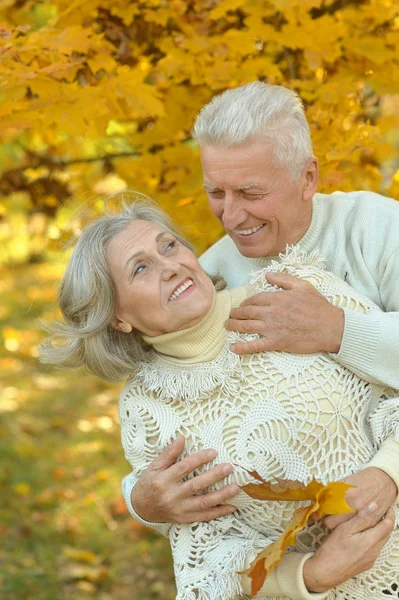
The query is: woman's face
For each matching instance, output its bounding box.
[105,220,215,337]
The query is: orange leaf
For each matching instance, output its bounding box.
[243,476,324,501]
[240,477,354,594]
[177,196,194,207]
[241,503,318,596]
[243,476,353,514]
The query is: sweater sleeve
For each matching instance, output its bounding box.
[121,471,171,537]
[118,383,181,538]
[169,519,330,600]
[333,245,399,389]
[334,308,399,389]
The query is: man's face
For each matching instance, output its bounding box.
[201,142,318,258]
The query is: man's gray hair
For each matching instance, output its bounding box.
[39,192,224,382]
[192,81,313,181]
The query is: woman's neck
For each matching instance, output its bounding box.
[142,285,252,362]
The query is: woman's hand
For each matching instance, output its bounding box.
[317,467,398,531]
[131,435,239,523]
[303,503,396,593]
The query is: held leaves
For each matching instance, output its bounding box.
[239,476,354,596]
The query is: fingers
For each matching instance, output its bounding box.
[184,503,237,523]
[266,272,309,290]
[358,507,396,555]
[180,463,234,495]
[150,434,186,470]
[308,510,321,523]
[188,484,240,514]
[226,318,266,335]
[323,512,354,531]
[167,447,218,482]
[229,304,270,321]
[378,507,396,533]
[230,338,269,355]
[346,502,380,534]
[236,292,274,309]
[374,507,396,535]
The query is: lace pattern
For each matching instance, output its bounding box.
[119,249,399,600]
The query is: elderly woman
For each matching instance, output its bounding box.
[40,198,399,600]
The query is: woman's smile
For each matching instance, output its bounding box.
[168,278,195,301]
[105,220,215,337]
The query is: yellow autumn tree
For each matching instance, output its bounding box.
[1,0,399,264]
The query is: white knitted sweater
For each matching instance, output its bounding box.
[119,250,399,600]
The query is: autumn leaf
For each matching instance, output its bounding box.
[240,477,354,595]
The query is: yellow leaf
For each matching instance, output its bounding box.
[210,0,250,20]
[244,476,353,515]
[63,547,100,564]
[177,196,194,206]
[240,476,354,594]
[60,563,108,582]
[240,503,317,596]
[13,482,31,496]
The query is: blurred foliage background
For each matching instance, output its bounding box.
[1,0,399,598]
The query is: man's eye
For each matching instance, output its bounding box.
[245,194,264,200]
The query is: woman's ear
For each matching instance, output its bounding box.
[110,316,133,334]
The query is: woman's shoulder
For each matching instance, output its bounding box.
[250,246,380,314]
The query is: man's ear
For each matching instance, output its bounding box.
[303,157,318,201]
[110,315,133,334]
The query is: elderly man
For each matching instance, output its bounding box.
[122,82,399,593]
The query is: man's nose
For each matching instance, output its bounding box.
[222,194,246,231]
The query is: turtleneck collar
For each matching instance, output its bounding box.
[142,285,252,362]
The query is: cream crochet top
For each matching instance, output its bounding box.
[119,249,399,600]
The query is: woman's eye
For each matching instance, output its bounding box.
[165,240,177,251]
[133,264,146,277]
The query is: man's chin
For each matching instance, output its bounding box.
[238,246,268,258]
[230,234,275,259]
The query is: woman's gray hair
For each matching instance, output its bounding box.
[39,192,225,383]
[192,81,313,181]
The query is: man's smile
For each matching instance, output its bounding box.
[234,224,266,237]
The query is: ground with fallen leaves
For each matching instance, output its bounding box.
[0,261,176,600]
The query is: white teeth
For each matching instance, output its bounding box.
[169,279,193,301]
[235,224,264,236]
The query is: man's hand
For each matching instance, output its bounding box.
[303,503,395,593]
[226,272,344,355]
[130,435,239,523]
[320,467,398,531]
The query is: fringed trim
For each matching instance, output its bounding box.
[280,245,327,269]
[175,574,244,600]
[175,543,256,600]
[135,246,330,403]
[134,345,246,403]
[250,245,326,291]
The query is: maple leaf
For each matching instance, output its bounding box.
[240,476,354,596]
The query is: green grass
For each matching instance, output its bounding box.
[0,261,176,599]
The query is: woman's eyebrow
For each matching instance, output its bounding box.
[124,232,169,270]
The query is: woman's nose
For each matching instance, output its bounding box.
[159,258,180,280]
